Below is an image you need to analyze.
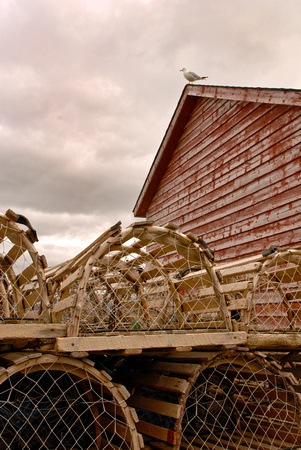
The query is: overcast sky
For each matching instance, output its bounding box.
[1,0,300,266]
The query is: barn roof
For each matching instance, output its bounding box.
[133,84,301,218]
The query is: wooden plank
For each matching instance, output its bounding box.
[181,297,220,314]
[0,324,67,339]
[171,100,292,173]
[238,418,301,444]
[240,430,299,449]
[153,351,221,361]
[180,434,227,449]
[129,395,181,419]
[3,244,26,265]
[247,333,301,350]
[144,442,174,450]
[176,279,251,295]
[52,294,77,314]
[16,264,36,286]
[136,421,177,445]
[0,351,42,366]
[152,102,271,200]
[153,104,300,206]
[23,290,42,308]
[138,360,201,376]
[267,264,301,284]
[148,105,300,219]
[220,262,262,279]
[59,266,84,292]
[234,397,298,422]
[187,85,301,106]
[237,385,290,402]
[193,186,301,249]
[147,131,301,260]
[55,331,247,353]
[129,373,190,393]
[154,135,301,230]
[228,298,248,311]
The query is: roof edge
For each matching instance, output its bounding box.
[187,84,301,107]
[133,85,196,217]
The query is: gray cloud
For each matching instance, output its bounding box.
[1,0,300,265]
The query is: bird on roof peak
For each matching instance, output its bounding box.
[180,68,208,83]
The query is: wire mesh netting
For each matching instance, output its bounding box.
[71,223,232,335]
[249,249,301,332]
[2,210,301,335]
[0,354,141,449]
[0,212,49,323]
[181,352,301,449]
[51,222,301,336]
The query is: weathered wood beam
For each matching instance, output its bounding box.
[247,333,301,350]
[55,331,247,353]
[0,324,67,339]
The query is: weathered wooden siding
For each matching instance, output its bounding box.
[145,97,301,261]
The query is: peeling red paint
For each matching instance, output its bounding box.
[134,85,301,261]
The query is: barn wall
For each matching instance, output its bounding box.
[146,97,301,261]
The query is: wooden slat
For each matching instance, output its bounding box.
[247,333,301,350]
[59,266,84,292]
[24,290,42,308]
[0,351,42,366]
[129,395,181,419]
[2,244,26,266]
[220,262,262,279]
[239,430,298,449]
[154,351,221,361]
[150,108,301,222]
[151,102,273,205]
[16,264,36,286]
[130,373,190,394]
[180,434,227,449]
[0,324,67,339]
[52,294,77,314]
[148,104,295,218]
[181,297,220,314]
[176,278,251,294]
[238,417,301,444]
[137,421,177,445]
[139,360,201,376]
[234,397,298,422]
[55,331,247,353]
[237,385,290,402]
[267,264,301,284]
[145,441,174,450]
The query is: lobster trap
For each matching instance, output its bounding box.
[1,209,301,448]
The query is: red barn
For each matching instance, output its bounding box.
[133,84,301,261]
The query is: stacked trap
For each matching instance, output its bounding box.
[1,209,301,448]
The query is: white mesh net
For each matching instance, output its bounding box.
[250,249,301,332]
[181,352,301,449]
[0,354,140,449]
[0,213,48,322]
[74,223,232,335]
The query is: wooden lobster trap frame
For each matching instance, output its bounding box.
[1,209,301,448]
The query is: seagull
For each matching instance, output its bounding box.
[180,68,208,83]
